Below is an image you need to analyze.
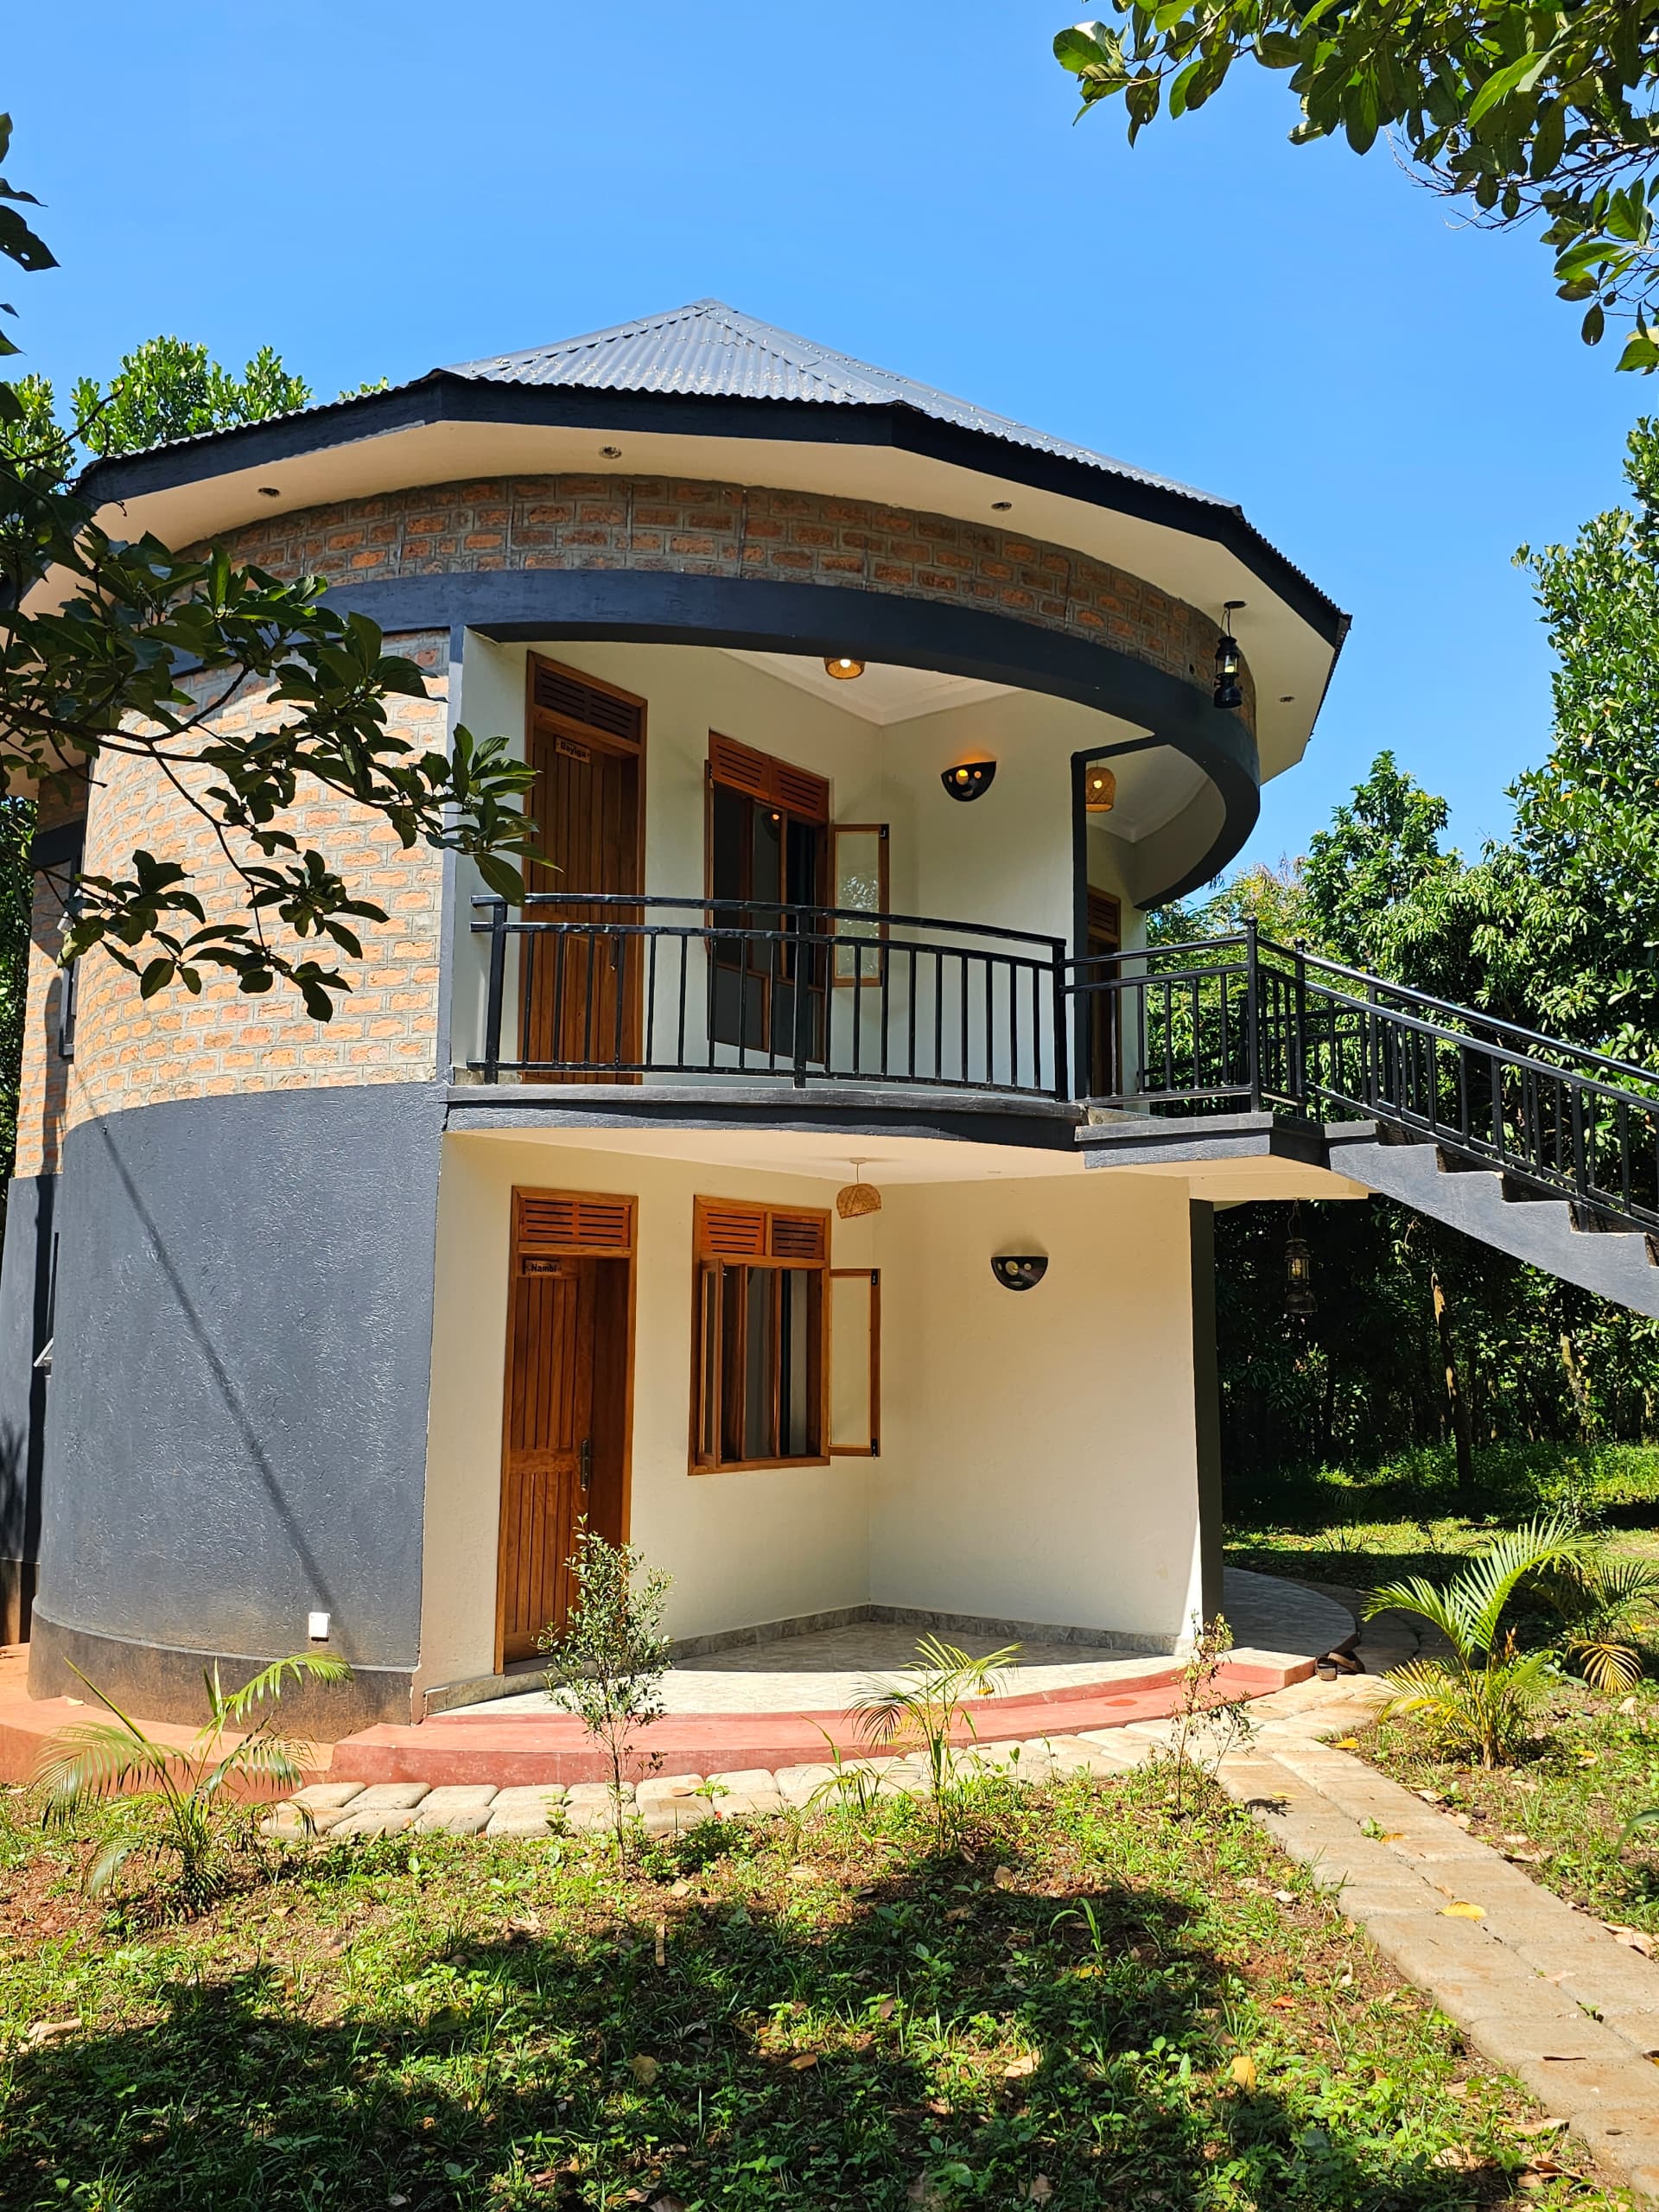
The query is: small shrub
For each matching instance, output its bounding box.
[33,1652,350,1910]
[540,1527,671,1856]
[845,1635,1020,1849]
[1366,1513,1593,1767]
[1167,1613,1256,1814]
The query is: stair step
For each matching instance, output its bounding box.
[1434,1146,1497,1175]
[1498,1173,1560,1205]
[1570,1202,1649,1236]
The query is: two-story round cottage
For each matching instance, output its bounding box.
[0,302,1350,1730]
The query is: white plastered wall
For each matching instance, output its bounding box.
[869,1171,1205,1643]
[415,1129,1208,1691]
[443,635,1154,1071]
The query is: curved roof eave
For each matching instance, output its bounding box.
[74,367,1350,653]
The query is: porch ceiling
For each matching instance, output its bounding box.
[449,1120,1091,1185]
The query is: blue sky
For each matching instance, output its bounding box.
[6,2,1643,874]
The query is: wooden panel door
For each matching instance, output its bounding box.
[522,665,644,1073]
[498,1254,598,1661]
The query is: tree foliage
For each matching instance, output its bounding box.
[1160,416,1659,1483]
[1053,2,1659,363]
[0,113,535,1020]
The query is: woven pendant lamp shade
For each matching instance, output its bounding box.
[835,1160,882,1219]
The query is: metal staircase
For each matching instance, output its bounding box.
[1070,926,1659,1317]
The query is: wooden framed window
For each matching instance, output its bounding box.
[831,824,888,985]
[706,735,830,1057]
[691,1198,830,1471]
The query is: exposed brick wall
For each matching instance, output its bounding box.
[217,474,1254,727]
[43,632,448,1141]
[15,793,81,1180]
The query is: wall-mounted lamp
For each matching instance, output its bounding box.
[1285,1201,1315,1316]
[824,655,866,681]
[942,759,996,803]
[1084,765,1117,814]
[1214,602,1245,712]
[992,1254,1048,1292]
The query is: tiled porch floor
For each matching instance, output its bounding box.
[463,1568,1353,1717]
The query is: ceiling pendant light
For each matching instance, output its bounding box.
[824,655,866,681]
[836,1158,882,1220]
[1084,764,1116,813]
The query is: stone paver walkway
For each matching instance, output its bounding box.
[1210,1595,1659,2202]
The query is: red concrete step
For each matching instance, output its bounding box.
[328,1659,1306,1789]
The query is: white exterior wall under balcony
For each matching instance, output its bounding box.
[445,636,1151,1081]
[415,1131,1210,1695]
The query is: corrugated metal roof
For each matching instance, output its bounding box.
[443,299,1230,511]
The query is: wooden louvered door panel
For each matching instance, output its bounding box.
[499,1255,597,1660]
[524,660,644,1079]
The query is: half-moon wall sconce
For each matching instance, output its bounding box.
[942,760,996,803]
[992,1255,1048,1292]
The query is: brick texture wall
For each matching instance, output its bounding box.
[18,632,449,1155]
[217,474,1253,725]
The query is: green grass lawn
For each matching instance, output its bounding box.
[1357,1686,1659,1941]
[1225,1437,1659,1948]
[0,1770,1629,2211]
[1225,1441,1659,1599]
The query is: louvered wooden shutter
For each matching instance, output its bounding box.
[768,1212,826,1262]
[772,760,830,823]
[515,1188,636,1256]
[531,656,645,748]
[696,1200,769,1259]
[695,1198,829,1262]
[708,734,830,823]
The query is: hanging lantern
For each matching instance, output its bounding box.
[836,1158,882,1220]
[1084,764,1116,813]
[1285,1199,1315,1316]
[1214,601,1245,712]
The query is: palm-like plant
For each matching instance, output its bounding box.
[1531,1554,1659,1693]
[848,1635,1020,1846]
[1364,1514,1594,1769]
[34,1652,349,1907]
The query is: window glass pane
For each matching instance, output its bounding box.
[710,785,747,906]
[720,1266,746,1463]
[779,1268,822,1458]
[834,827,885,982]
[751,807,783,909]
[786,819,823,908]
[743,1265,774,1459]
[698,1266,718,1461]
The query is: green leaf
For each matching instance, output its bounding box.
[1053,22,1115,72]
[1581,302,1605,345]
[1466,48,1551,126]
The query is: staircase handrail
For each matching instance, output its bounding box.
[1251,937,1659,1096]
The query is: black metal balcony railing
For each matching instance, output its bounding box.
[1069,923,1659,1231]
[472,894,1071,1098]
[469,901,1659,1233]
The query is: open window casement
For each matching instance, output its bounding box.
[828,1267,880,1457]
[832,824,888,985]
